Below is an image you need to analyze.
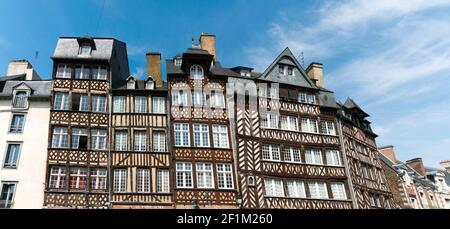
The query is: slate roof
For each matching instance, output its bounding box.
[0,74,27,91]
[0,80,51,98]
[343,97,369,117]
[52,37,124,61]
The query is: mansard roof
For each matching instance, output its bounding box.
[257,47,318,89]
[52,37,126,62]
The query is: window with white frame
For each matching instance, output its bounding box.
[287,66,294,76]
[196,163,214,189]
[287,180,306,198]
[9,114,25,133]
[136,169,150,193]
[278,65,285,75]
[298,92,307,103]
[0,182,17,209]
[157,169,170,193]
[134,96,147,113]
[172,90,188,107]
[217,163,233,189]
[79,43,91,56]
[52,127,69,148]
[331,182,347,200]
[72,94,89,111]
[174,58,182,66]
[264,178,284,197]
[92,66,107,80]
[326,150,341,166]
[146,80,154,90]
[71,128,88,149]
[280,115,298,131]
[305,149,323,165]
[48,166,67,189]
[152,96,165,114]
[261,113,279,129]
[308,181,328,199]
[92,95,106,112]
[320,120,336,135]
[134,131,147,152]
[193,123,209,147]
[191,91,205,107]
[262,144,280,161]
[284,146,301,163]
[113,169,126,193]
[115,131,128,151]
[210,91,225,108]
[301,118,318,133]
[152,131,166,152]
[56,64,72,79]
[69,167,88,190]
[176,162,192,188]
[307,94,316,104]
[90,168,107,190]
[174,123,190,146]
[127,80,135,89]
[3,143,21,168]
[13,91,28,108]
[75,65,90,79]
[91,129,107,150]
[190,65,204,79]
[212,124,229,148]
[53,92,69,110]
[113,96,125,113]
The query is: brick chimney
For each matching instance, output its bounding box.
[306,62,324,88]
[7,59,41,80]
[406,158,426,176]
[146,52,163,87]
[440,160,450,173]
[199,32,216,62]
[378,145,397,163]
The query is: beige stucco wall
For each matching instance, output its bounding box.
[0,99,50,209]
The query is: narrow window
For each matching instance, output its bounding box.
[9,114,25,133]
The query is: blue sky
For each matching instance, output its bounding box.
[1,0,449,167]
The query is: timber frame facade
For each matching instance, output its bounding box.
[40,34,395,209]
[337,99,394,209]
[44,37,130,208]
[110,74,172,209]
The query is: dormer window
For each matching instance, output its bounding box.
[13,91,29,109]
[190,65,204,80]
[145,76,155,90]
[288,66,294,76]
[79,43,92,56]
[174,58,182,66]
[240,70,250,77]
[127,76,136,89]
[279,65,285,75]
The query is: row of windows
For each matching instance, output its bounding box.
[51,127,107,150]
[259,87,317,105]
[54,92,107,112]
[114,130,166,152]
[172,90,225,108]
[113,96,165,113]
[261,144,342,166]
[56,64,107,80]
[176,162,234,189]
[174,123,229,148]
[47,166,107,190]
[264,178,347,200]
[113,169,170,193]
[261,113,336,135]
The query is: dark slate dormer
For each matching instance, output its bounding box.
[181,47,214,73]
[231,66,254,78]
[338,98,376,136]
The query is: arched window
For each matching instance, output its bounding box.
[190,65,204,79]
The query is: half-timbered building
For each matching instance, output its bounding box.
[44,37,130,208]
[227,48,353,209]
[166,33,239,208]
[110,53,173,209]
[337,98,394,208]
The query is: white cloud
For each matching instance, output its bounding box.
[127,45,147,56]
[132,67,145,79]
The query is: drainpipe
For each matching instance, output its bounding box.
[337,118,358,209]
[107,69,113,209]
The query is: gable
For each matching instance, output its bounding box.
[13,82,32,91]
[258,47,318,89]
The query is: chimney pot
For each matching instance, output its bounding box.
[146,52,163,87]
[378,145,397,164]
[199,32,217,62]
[306,62,324,88]
[405,158,427,176]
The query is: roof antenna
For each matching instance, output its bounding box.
[191,37,195,47]
[298,51,305,68]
